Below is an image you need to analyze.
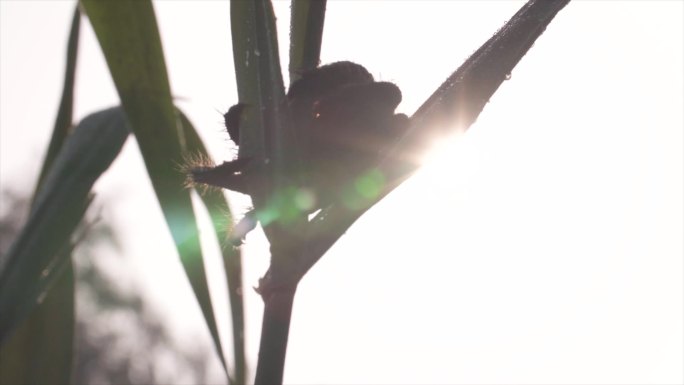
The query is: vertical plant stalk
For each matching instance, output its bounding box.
[236,1,569,384]
[288,0,327,84]
[232,0,309,383]
[225,246,246,385]
[253,0,570,376]
[252,2,328,382]
[253,286,296,385]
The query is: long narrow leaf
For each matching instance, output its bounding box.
[79,0,229,373]
[33,6,81,198]
[0,8,81,384]
[230,1,265,163]
[231,2,300,384]
[179,112,246,385]
[231,0,294,170]
[0,254,75,385]
[296,0,572,280]
[405,0,572,161]
[288,0,327,84]
[0,107,129,344]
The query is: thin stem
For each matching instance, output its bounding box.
[253,286,297,385]
[289,0,327,84]
[295,0,572,281]
[249,1,571,384]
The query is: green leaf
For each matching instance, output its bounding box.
[405,0,572,165]
[296,0,573,281]
[79,0,228,373]
[179,111,246,385]
[288,0,327,84]
[231,0,295,174]
[0,8,81,385]
[0,256,75,385]
[232,3,307,385]
[0,107,129,345]
[231,0,307,260]
[33,6,81,199]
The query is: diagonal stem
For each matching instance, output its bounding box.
[250,1,571,384]
[296,0,571,284]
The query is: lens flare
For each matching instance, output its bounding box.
[354,168,385,199]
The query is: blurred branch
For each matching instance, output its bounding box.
[73,233,217,385]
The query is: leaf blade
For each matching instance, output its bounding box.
[231,0,292,165]
[407,0,572,159]
[79,0,228,372]
[0,8,82,384]
[0,107,129,344]
[288,0,327,84]
[33,7,81,197]
[179,111,246,385]
[296,0,573,281]
[231,3,301,384]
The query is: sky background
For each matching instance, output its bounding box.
[1,1,683,384]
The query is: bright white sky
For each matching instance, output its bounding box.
[1,1,683,384]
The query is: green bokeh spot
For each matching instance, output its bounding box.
[341,168,386,210]
[256,207,279,227]
[354,168,385,199]
[341,184,364,210]
[256,185,312,226]
[294,188,316,211]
